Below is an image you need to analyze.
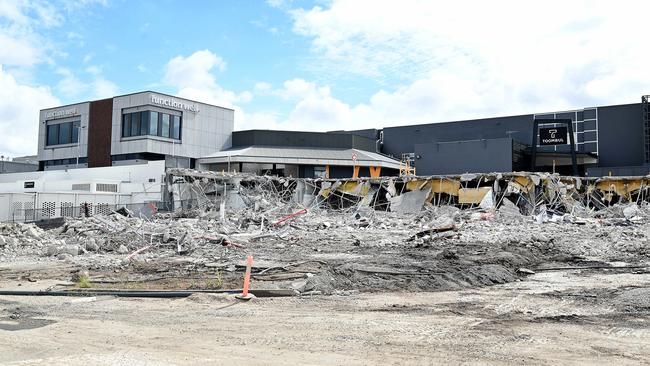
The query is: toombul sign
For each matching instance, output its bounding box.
[539,126,568,146]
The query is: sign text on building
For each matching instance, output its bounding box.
[45,108,78,119]
[151,95,200,113]
[539,126,568,145]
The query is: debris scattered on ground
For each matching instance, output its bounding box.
[1,170,650,295]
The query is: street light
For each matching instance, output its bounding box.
[75,124,87,167]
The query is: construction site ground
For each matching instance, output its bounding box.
[0,259,648,365]
[2,171,650,364]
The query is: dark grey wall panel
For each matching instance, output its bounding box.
[232,130,376,151]
[414,138,513,175]
[332,128,378,141]
[596,103,644,167]
[381,114,533,159]
[328,165,353,179]
[587,165,650,177]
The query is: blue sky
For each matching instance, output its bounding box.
[0,0,649,157]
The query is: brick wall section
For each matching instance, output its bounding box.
[88,98,113,167]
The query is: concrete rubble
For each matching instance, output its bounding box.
[1,169,649,294]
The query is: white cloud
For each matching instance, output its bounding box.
[164,50,227,90]
[164,50,252,109]
[287,0,650,123]
[0,32,41,65]
[266,0,292,9]
[91,77,118,99]
[0,65,59,156]
[55,66,119,99]
[0,0,115,157]
[0,0,67,66]
[254,81,272,91]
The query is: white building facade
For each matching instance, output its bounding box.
[38,91,234,170]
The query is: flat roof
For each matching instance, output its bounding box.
[199,145,401,169]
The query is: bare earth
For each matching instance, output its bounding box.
[1,263,648,365]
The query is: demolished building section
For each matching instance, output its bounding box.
[165,168,650,218]
[0,169,649,296]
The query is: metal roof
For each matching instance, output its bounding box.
[198,146,401,169]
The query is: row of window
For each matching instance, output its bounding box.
[43,157,87,166]
[46,121,80,146]
[122,111,181,140]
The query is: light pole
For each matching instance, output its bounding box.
[75,124,87,167]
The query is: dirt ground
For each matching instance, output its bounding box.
[0,260,648,365]
[1,205,650,364]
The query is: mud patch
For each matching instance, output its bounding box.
[0,316,55,331]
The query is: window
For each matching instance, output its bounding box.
[45,121,80,146]
[121,111,181,140]
[122,114,131,137]
[149,111,158,135]
[131,112,141,136]
[172,115,181,139]
[140,111,149,135]
[58,122,71,144]
[71,121,80,143]
[314,166,327,179]
[47,124,59,145]
[43,157,86,166]
[161,114,170,138]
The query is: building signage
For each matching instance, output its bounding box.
[540,126,568,145]
[151,95,200,113]
[45,108,78,119]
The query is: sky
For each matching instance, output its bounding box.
[0,0,649,157]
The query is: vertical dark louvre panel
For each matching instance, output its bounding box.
[88,98,113,167]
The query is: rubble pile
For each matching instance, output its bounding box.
[0,222,50,258]
[1,169,649,294]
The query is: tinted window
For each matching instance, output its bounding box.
[47,124,59,145]
[149,111,158,135]
[120,110,181,139]
[161,114,170,138]
[140,111,149,135]
[131,112,141,136]
[122,114,131,137]
[71,122,80,143]
[58,123,71,144]
[172,115,181,139]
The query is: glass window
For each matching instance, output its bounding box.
[161,114,170,138]
[122,114,131,137]
[71,122,80,143]
[172,115,181,139]
[314,166,326,179]
[149,111,159,135]
[58,122,71,144]
[131,112,141,136]
[47,124,59,145]
[140,111,149,135]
